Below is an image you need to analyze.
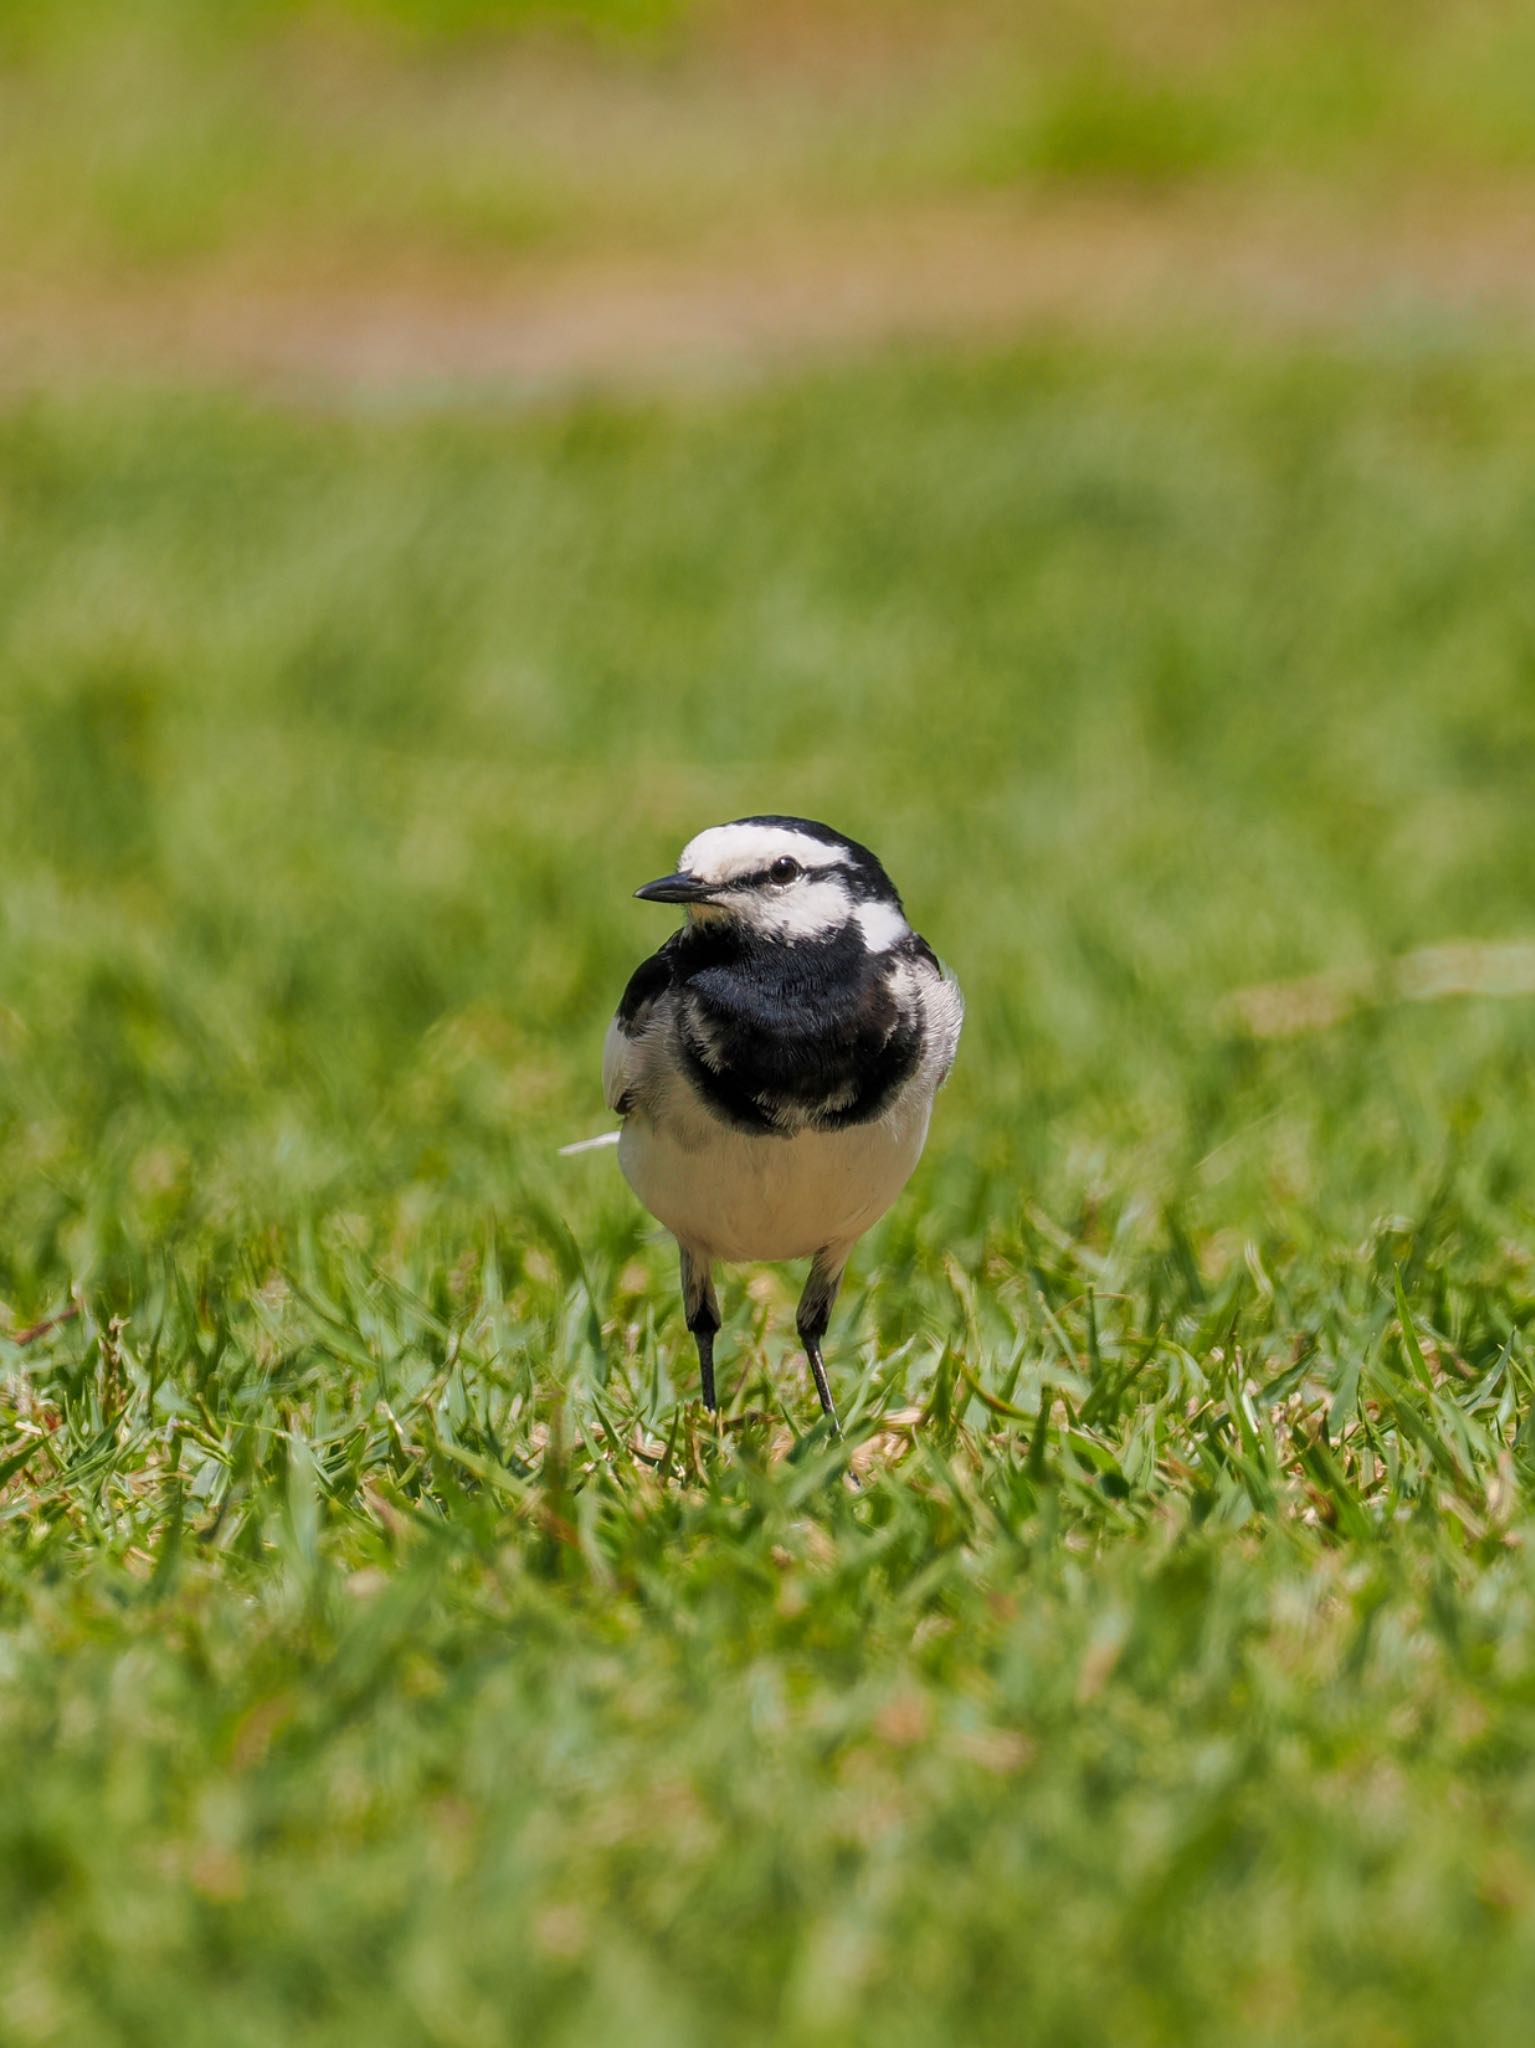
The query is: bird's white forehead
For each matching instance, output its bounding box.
[680,822,850,885]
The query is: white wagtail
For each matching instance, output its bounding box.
[586,816,963,1430]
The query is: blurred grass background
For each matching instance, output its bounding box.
[6,5,1535,2046]
[5,1,1535,284]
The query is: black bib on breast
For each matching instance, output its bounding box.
[673,922,924,1135]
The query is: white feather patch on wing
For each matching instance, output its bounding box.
[922,970,965,1085]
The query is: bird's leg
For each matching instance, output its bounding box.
[679,1246,721,1412]
[795,1251,848,1435]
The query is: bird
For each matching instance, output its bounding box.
[593,815,963,1431]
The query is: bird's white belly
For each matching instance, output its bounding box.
[619,1097,932,1264]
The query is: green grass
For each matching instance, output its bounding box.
[5,338,1535,2043]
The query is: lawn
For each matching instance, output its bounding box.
[4,338,1535,2044]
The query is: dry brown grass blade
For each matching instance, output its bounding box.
[7,1303,82,1347]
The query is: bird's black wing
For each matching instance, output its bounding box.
[603,935,680,1115]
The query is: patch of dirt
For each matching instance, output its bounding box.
[6,187,1535,400]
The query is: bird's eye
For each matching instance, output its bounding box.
[769,856,801,885]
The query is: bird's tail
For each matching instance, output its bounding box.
[558,1130,622,1158]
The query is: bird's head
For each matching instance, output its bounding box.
[634,816,909,948]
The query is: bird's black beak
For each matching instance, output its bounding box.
[634,872,718,905]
